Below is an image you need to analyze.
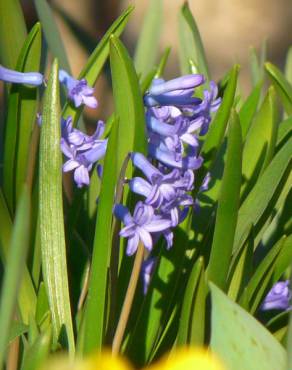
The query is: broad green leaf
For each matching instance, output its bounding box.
[210,284,287,370]
[265,62,292,115]
[0,189,36,323]
[33,0,70,71]
[233,135,292,254]
[3,23,42,213]
[0,186,31,368]
[0,0,27,67]
[178,2,210,79]
[134,0,162,79]
[15,23,42,203]
[198,65,239,185]
[62,6,134,124]
[110,35,147,173]
[239,81,262,139]
[239,237,284,314]
[177,257,206,346]
[249,41,266,87]
[155,47,171,78]
[81,119,119,354]
[241,87,279,199]
[207,110,242,290]
[39,59,74,354]
[285,46,292,84]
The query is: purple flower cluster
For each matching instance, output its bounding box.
[261,280,291,311]
[61,117,107,187]
[114,75,220,259]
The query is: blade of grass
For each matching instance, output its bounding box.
[39,59,74,354]
[134,0,162,79]
[207,110,242,290]
[0,186,31,369]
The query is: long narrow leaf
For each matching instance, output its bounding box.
[0,186,31,368]
[178,2,210,79]
[81,119,119,354]
[39,59,74,354]
[0,0,27,67]
[134,0,162,79]
[207,110,242,289]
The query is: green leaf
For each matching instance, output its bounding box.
[241,86,279,199]
[239,237,284,313]
[134,0,162,79]
[0,189,36,323]
[15,23,42,203]
[273,235,292,283]
[210,283,287,370]
[21,328,51,370]
[0,0,27,67]
[285,46,292,84]
[276,116,292,151]
[110,35,147,172]
[239,81,262,139]
[81,119,119,354]
[177,257,206,346]
[39,59,74,354]
[62,6,134,124]
[233,135,292,254]
[178,2,210,79]
[199,65,239,181]
[265,62,292,115]
[9,321,28,344]
[207,110,242,290]
[0,186,31,368]
[3,23,42,213]
[33,0,70,71]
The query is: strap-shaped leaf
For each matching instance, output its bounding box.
[81,119,119,354]
[241,86,279,200]
[33,0,70,71]
[110,35,147,172]
[207,110,242,290]
[178,2,210,79]
[0,0,27,67]
[62,6,134,124]
[134,0,162,79]
[210,283,286,370]
[3,23,42,213]
[265,61,292,115]
[39,59,74,354]
[0,186,31,368]
[0,189,36,323]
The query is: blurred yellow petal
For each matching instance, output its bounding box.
[42,351,132,370]
[146,348,226,370]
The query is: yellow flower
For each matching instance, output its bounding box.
[42,347,225,370]
[148,348,226,370]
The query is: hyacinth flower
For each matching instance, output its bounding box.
[61,117,107,187]
[114,202,172,255]
[145,75,220,169]
[59,69,98,108]
[261,280,292,311]
[0,64,43,86]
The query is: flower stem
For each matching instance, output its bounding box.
[112,243,144,355]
